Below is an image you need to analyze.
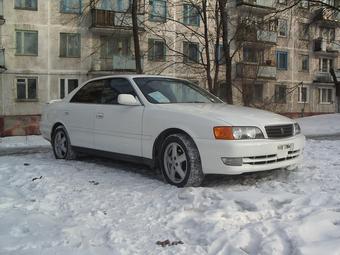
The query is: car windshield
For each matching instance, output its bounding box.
[133,78,223,104]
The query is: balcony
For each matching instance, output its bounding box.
[314,38,340,54]
[90,9,144,31]
[237,29,277,45]
[311,8,340,27]
[236,62,276,79]
[236,0,275,14]
[257,30,277,43]
[314,72,333,83]
[0,48,5,71]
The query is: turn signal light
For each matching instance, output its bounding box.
[213,126,234,140]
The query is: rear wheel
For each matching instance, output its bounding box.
[160,133,204,187]
[52,126,76,160]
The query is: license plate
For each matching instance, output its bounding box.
[277,143,294,158]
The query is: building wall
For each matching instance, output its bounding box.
[0,0,339,136]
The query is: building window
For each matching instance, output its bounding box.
[60,79,78,99]
[299,0,309,8]
[278,0,287,4]
[100,36,114,59]
[183,4,200,26]
[278,19,288,37]
[16,30,38,56]
[298,86,308,103]
[183,42,199,63]
[60,33,81,58]
[253,83,263,102]
[243,47,264,63]
[60,0,82,14]
[319,88,333,104]
[149,0,166,22]
[148,39,166,61]
[320,27,335,42]
[299,23,309,40]
[15,0,37,10]
[276,51,288,70]
[301,55,309,71]
[16,78,37,100]
[216,44,225,64]
[275,85,287,103]
[319,58,334,72]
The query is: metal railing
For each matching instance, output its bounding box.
[236,62,276,79]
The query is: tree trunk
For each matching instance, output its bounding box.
[202,0,213,93]
[132,0,142,74]
[218,0,233,104]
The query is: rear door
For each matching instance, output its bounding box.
[93,78,144,156]
[64,79,104,148]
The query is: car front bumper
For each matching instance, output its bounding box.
[196,134,305,175]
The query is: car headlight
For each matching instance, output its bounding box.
[213,126,264,140]
[294,123,301,135]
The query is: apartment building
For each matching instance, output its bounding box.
[0,0,339,136]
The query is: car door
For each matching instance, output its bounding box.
[93,78,144,156]
[64,80,104,149]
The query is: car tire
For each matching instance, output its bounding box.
[160,133,204,187]
[52,126,76,160]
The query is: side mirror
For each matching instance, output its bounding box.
[117,94,141,106]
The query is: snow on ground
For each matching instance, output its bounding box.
[0,135,49,149]
[1,139,340,255]
[297,113,340,137]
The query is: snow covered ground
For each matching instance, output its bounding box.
[1,114,340,255]
[297,113,340,137]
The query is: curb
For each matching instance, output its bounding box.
[0,145,51,156]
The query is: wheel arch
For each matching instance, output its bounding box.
[152,128,200,168]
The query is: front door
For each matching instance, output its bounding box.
[93,78,144,156]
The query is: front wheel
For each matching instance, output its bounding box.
[52,126,76,160]
[160,133,204,187]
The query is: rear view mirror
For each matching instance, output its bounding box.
[117,94,141,106]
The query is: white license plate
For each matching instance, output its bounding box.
[277,143,294,158]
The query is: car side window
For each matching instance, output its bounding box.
[100,78,137,105]
[70,80,104,104]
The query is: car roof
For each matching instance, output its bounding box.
[86,74,186,83]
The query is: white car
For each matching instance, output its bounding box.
[41,75,305,187]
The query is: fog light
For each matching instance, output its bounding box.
[221,157,243,166]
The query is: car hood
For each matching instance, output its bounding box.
[156,103,294,126]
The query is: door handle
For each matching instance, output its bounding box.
[64,111,69,116]
[96,113,104,119]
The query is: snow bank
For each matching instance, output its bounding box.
[1,140,340,254]
[297,113,340,137]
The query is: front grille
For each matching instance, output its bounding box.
[265,124,294,138]
[243,150,300,165]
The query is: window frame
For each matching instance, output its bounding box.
[276,51,288,70]
[275,84,287,104]
[183,41,199,63]
[149,0,167,22]
[278,19,288,37]
[60,0,82,14]
[59,32,81,58]
[15,0,38,11]
[15,30,38,56]
[148,39,166,62]
[59,78,79,99]
[300,54,309,72]
[183,4,200,27]
[319,87,334,104]
[298,85,309,103]
[16,77,38,102]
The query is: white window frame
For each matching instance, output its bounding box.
[319,87,334,104]
[16,77,38,101]
[59,78,79,99]
[319,58,334,73]
[298,85,309,103]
